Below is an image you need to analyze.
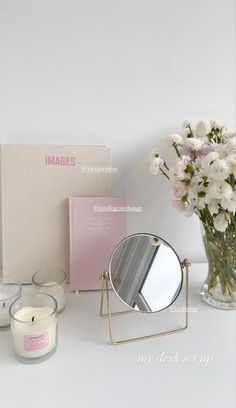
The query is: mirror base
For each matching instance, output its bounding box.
[100,259,190,345]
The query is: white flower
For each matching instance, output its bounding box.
[148,148,160,163]
[222,132,236,143]
[149,236,161,246]
[219,146,230,159]
[182,127,192,137]
[208,180,232,200]
[226,153,236,166]
[221,192,236,213]
[225,154,236,176]
[168,167,178,182]
[210,120,228,135]
[191,169,208,186]
[201,151,219,169]
[182,120,190,129]
[188,185,208,210]
[149,157,164,175]
[184,137,204,151]
[208,159,230,181]
[211,120,225,130]
[196,121,211,137]
[208,199,219,215]
[225,136,236,151]
[213,213,228,232]
[167,133,183,146]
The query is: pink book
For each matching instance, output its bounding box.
[69,197,126,290]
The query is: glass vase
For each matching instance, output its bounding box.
[201,222,236,310]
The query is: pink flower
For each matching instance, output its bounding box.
[172,199,185,213]
[181,146,193,157]
[172,182,187,198]
[197,144,218,157]
[172,199,194,218]
[175,155,191,178]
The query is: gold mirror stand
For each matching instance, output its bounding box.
[100,259,190,345]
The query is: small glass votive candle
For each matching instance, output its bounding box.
[10,293,58,363]
[32,268,66,313]
[0,278,22,330]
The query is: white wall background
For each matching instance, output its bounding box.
[0,0,235,262]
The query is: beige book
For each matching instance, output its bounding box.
[1,144,111,283]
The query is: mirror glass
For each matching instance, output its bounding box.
[109,233,183,313]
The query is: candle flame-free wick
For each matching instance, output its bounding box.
[32,316,35,322]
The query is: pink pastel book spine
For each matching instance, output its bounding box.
[69,197,126,291]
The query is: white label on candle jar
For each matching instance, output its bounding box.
[24,331,49,351]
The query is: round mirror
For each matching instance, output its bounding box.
[109,233,183,313]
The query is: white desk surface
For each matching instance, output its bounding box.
[0,263,235,408]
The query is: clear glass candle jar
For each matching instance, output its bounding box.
[0,278,22,330]
[32,268,66,313]
[10,293,58,364]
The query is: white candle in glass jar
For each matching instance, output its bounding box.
[0,280,21,329]
[39,282,65,312]
[0,298,10,328]
[32,269,66,313]
[11,306,57,360]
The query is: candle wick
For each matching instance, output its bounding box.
[32,316,35,322]
[3,302,5,308]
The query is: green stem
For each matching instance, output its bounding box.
[163,161,169,171]
[173,143,181,158]
[202,223,236,303]
[160,168,170,180]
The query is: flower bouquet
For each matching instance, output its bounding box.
[149,120,236,309]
